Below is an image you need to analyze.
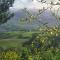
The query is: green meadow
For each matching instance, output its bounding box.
[0,31,33,48]
[0,28,60,60]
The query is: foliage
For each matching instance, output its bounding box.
[0,0,60,60]
[21,27,60,60]
[0,0,14,24]
[0,27,60,60]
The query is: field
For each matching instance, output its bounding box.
[0,31,33,48]
[0,27,60,60]
[0,39,28,48]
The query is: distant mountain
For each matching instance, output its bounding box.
[0,9,60,32]
[0,0,60,32]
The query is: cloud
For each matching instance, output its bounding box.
[9,0,31,11]
[9,0,60,12]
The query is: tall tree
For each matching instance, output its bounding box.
[0,0,14,24]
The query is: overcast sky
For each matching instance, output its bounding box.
[13,0,32,9]
[10,0,60,11]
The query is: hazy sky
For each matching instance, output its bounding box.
[13,0,32,8]
[10,0,60,11]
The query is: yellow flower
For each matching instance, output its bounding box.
[28,56,33,60]
[50,32,53,35]
[56,33,58,36]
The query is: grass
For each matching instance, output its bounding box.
[0,31,40,39]
[0,27,60,60]
[0,31,35,48]
[0,31,36,39]
[0,39,28,48]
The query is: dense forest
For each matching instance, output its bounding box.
[0,0,60,60]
